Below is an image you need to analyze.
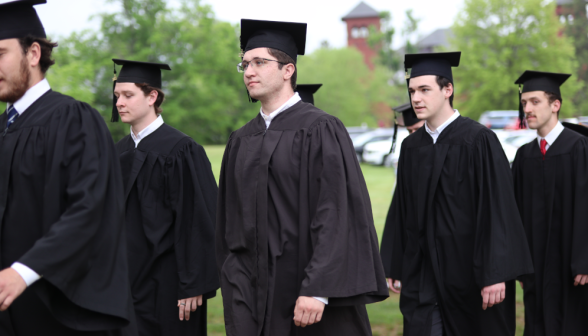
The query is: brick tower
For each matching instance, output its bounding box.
[342,1,381,70]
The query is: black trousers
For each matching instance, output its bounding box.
[430,306,444,336]
[1,284,115,336]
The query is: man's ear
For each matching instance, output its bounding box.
[26,42,41,69]
[283,63,295,81]
[444,83,454,99]
[551,99,561,114]
[148,90,158,106]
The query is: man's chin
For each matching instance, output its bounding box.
[0,88,26,104]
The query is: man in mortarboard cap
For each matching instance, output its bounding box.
[0,1,135,335]
[394,102,424,134]
[511,70,588,336]
[216,19,388,336]
[112,59,219,336]
[379,102,424,298]
[383,52,533,336]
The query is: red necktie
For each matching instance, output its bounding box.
[540,139,547,160]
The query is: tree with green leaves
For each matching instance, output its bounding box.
[563,0,588,114]
[49,0,258,144]
[452,0,581,120]
[296,47,394,127]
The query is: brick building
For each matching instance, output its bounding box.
[342,2,381,70]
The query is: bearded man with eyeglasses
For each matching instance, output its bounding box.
[215,19,389,336]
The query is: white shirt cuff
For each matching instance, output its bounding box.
[312,296,328,305]
[11,262,41,287]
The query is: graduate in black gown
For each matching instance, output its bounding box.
[216,19,388,336]
[384,52,533,336]
[0,1,135,335]
[112,59,219,336]
[512,71,588,336]
[380,102,424,294]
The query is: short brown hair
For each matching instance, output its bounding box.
[18,35,58,74]
[436,76,454,108]
[545,91,562,114]
[267,48,297,91]
[135,83,165,115]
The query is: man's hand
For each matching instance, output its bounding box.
[0,268,27,311]
[293,296,325,327]
[481,282,505,310]
[178,295,203,321]
[386,278,402,294]
[574,274,588,286]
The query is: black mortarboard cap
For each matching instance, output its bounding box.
[404,52,461,83]
[240,19,307,63]
[393,102,420,127]
[296,84,322,105]
[111,59,171,122]
[562,122,588,137]
[514,70,571,128]
[0,0,46,41]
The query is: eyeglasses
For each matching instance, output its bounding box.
[237,58,287,73]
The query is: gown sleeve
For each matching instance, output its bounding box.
[571,137,588,276]
[379,146,407,280]
[215,136,233,276]
[472,130,534,288]
[17,101,133,328]
[167,140,220,300]
[299,117,388,302]
[510,147,527,282]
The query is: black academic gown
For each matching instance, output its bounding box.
[381,116,533,336]
[512,127,588,336]
[116,123,219,336]
[0,90,134,336]
[216,101,389,336]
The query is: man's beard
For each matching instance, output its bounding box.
[0,56,31,104]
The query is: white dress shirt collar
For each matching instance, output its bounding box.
[131,115,164,148]
[537,121,564,151]
[7,78,51,115]
[425,110,460,144]
[259,92,301,129]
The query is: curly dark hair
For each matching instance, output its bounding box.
[135,83,165,115]
[18,35,58,74]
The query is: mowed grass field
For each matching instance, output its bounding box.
[202,145,525,336]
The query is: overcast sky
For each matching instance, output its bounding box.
[36,0,463,52]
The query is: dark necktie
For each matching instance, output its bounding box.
[540,139,547,160]
[6,105,19,128]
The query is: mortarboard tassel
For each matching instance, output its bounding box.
[111,63,119,122]
[518,84,524,129]
[390,115,398,155]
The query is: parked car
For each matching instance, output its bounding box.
[352,128,396,162]
[577,116,588,125]
[492,129,536,166]
[479,110,519,129]
[346,126,373,140]
[503,131,536,148]
[362,128,410,167]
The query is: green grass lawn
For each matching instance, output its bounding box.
[202,145,524,336]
